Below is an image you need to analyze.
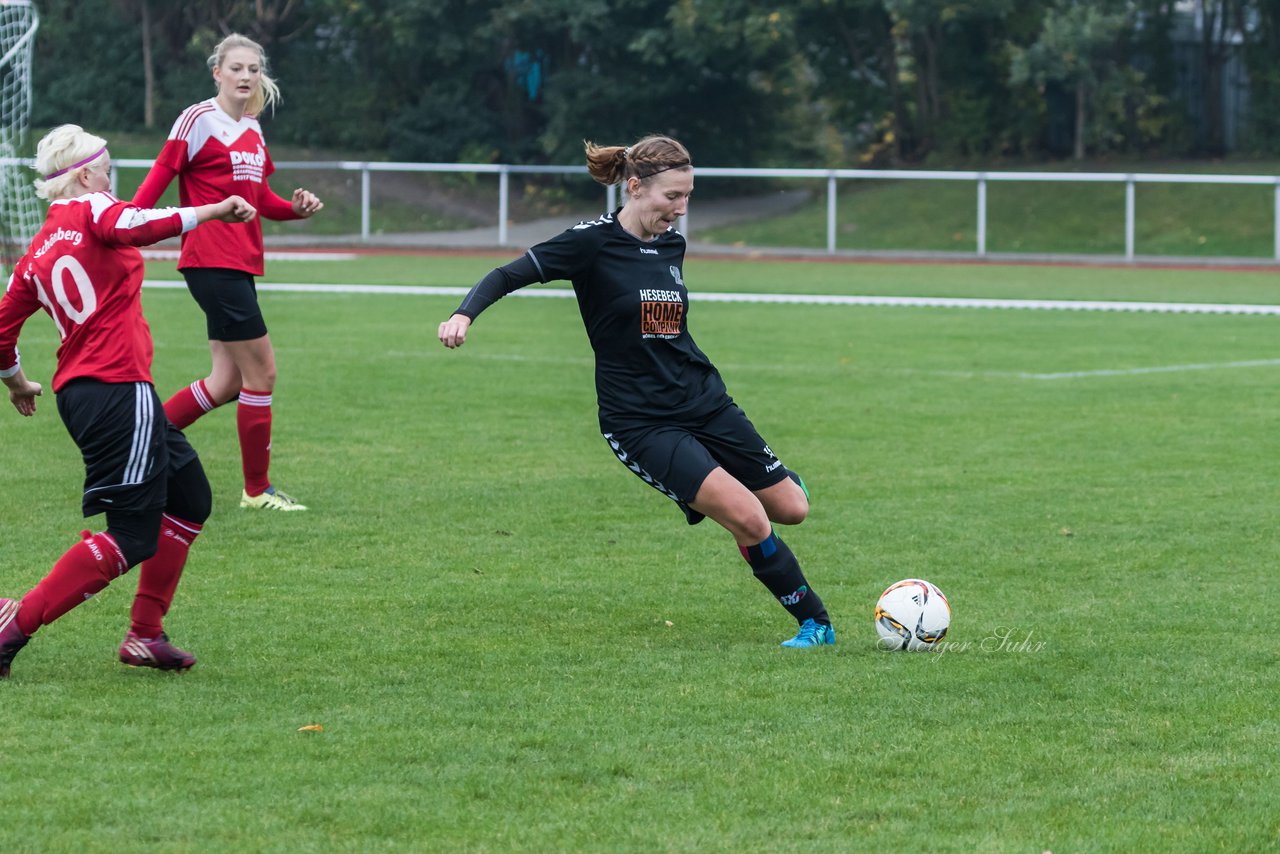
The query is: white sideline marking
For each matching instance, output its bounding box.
[142,280,1280,315]
[1014,359,1280,380]
[143,280,1280,381]
[142,251,357,262]
[375,350,1280,381]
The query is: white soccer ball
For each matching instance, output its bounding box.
[874,578,951,651]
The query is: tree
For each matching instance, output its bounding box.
[1242,0,1280,152]
[878,0,1022,160]
[1191,0,1247,155]
[113,0,197,129]
[31,0,144,131]
[793,0,899,164]
[26,0,1222,164]
[1010,1,1132,159]
[423,0,818,166]
[191,0,310,49]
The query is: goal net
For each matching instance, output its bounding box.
[1,0,39,277]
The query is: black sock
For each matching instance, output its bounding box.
[739,531,829,625]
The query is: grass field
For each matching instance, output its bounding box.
[2,253,1279,850]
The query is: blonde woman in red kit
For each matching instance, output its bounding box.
[1,124,256,677]
[133,33,322,511]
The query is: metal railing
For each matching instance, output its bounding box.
[692,165,1280,261]
[106,159,608,249]
[5,156,1279,260]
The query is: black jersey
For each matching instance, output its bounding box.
[455,209,730,429]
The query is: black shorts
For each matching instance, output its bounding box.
[182,267,269,341]
[56,379,200,517]
[603,402,790,525]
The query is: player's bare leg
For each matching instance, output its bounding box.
[690,467,772,547]
[753,477,809,527]
[200,340,246,404]
[691,468,833,647]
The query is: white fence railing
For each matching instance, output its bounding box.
[6,157,1279,261]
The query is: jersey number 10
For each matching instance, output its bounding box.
[32,255,98,340]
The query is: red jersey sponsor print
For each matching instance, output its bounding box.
[0,193,193,392]
[132,99,297,276]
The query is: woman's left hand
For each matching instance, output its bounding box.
[291,188,324,218]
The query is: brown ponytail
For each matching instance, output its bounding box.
[583,135,691,186]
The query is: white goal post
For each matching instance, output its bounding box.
[1,0,40,275]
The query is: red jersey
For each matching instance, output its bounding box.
[132,99,298,276]
[0,193,197,392]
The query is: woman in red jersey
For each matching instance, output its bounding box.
[133,33,322,512]
[0,124,257,679]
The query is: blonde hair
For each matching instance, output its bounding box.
[208,33,281,116]
[584,135,692,187]
[33,124,109,200]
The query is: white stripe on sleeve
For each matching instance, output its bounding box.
[115,206,185,233]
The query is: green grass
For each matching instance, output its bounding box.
[3,255,1280,850]
[696,164,1280,258]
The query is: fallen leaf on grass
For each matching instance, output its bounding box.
[297,724,324,732]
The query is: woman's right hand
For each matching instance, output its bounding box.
[438,313,472,349]
[4,373,41,417]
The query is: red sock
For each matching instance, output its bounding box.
[130,514,203,638]
[164,380,217,430]
[238,388,273,496]
[17,532,128,636]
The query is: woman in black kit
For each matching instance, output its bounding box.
[438,135,834,648]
